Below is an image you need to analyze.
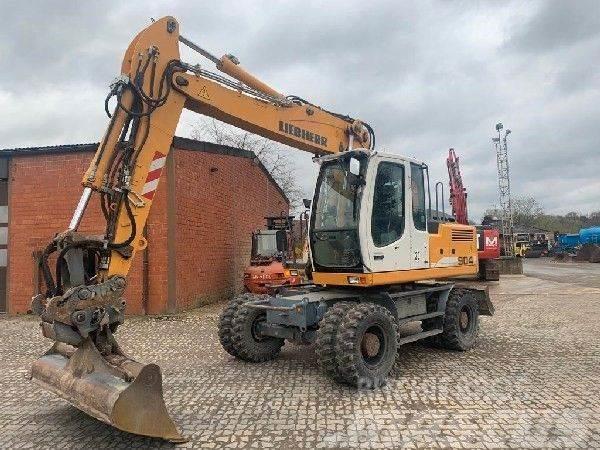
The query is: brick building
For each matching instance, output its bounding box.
[0,137,288,314]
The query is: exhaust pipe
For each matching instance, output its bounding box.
[31,340,185,442]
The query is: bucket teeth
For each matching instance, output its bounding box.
[31,339,185,442]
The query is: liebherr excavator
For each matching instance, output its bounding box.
[31,17,493,442]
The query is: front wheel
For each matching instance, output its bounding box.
[218,294,252,357]
[315,302,353,381]
[334,303,397,389]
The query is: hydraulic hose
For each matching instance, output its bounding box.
[108,191,137,249]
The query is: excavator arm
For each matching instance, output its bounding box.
[30,16,373,441]
[72,16,372,282]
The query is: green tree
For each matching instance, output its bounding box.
[191,118,304,210]
[482,198,600,234]
[512,196,544,227]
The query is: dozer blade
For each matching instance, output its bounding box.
[31,339,185,442]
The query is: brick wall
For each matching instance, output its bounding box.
[6,151,166,314]
[5,140,287,314]
[173,147,289,310]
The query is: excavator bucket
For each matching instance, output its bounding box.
[30,340,185,442]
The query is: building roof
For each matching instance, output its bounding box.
[0,142,98,156]
[0,137,288,204]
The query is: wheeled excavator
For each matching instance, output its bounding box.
[31,17,494,442]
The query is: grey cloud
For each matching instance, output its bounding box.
[553,41,600,95]
[0,2,120,88]
[506,0,600,53]
[0,0,599,220]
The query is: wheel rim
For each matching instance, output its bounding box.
[360,325,386,367]
[459,305,473,334]
[251,315,267,342]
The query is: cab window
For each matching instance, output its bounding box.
[371,162,405,247]
[410,163,427,231]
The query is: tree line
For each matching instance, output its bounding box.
[484,196,600,234]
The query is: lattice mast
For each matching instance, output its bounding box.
[493,123,513,256]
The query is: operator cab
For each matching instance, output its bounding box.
[251,229,288,262]
[251,215,293,263]
[309,150,430,275]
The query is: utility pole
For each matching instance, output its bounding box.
[493,123,514,256]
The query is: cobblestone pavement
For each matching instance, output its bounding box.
[1,264,599,448]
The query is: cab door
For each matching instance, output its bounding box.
[364,158,411,272]
[409,163,429,269]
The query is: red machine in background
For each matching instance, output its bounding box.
[447,149,500,281]
[243,215,304,294]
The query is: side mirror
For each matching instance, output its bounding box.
[302,198,312,209]
[349,157,360,176]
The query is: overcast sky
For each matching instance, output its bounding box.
[1,1,598,220]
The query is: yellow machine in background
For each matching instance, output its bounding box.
[31,17,492,441]
[514,238,531,257]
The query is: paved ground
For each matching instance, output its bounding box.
[523,257,600,288]
[1,258,599,448]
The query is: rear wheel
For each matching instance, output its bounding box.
[230,303,284,362]
[334,303,397,389]
[439,289,479,350]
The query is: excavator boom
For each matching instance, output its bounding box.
[30,17,373,441]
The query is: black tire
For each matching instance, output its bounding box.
[439,289,479,351]
[315,302,353,381]
[231,302,284,362]
[218,294,252,357]
[335,303,398,389]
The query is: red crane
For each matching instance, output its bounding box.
[446,148,500,280]
[447,148,469,225]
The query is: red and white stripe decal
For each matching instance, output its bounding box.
[141,151,167,200]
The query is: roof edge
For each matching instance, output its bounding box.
[0,137,289,204]
[0,143,98,156]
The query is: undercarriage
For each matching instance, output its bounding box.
[219,283,494,388]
